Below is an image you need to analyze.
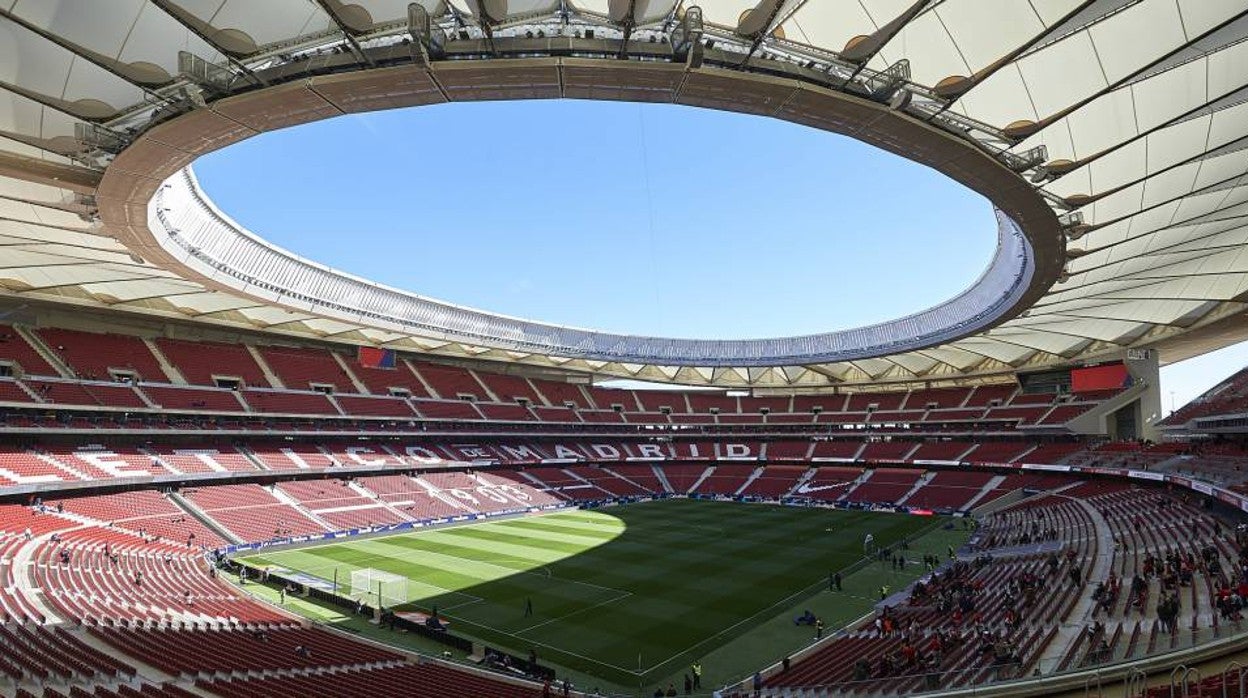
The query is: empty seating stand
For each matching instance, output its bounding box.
[198,661,541,698]
[34,329,166,383]
[93,626,400,676]
[256,346,354,392]
[0,325,58,376]
[411,364,483,400]
[155,337,269,387]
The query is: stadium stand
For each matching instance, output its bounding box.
[153,337,270,388]
[0,325,1232,697]
[255,346,354,392]
[33,329,166,383]
[0,432,1242,698]
[198,661,541,698]
[739,465,807,498]
[0,325,59,376]
[843,469,926,505]
[792,466,865,502]
[692,464,755,495]
[180,485,328,542]
[2,2,1245,695]
[412,364,485,400]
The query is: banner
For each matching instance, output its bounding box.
[357,346,396,369]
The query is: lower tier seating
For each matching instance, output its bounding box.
[198,661,542,698]
[92,626,400,676]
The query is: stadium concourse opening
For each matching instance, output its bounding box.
[191,99,998,343]
[235,499,957,694]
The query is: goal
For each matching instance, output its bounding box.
[349,568,408,609]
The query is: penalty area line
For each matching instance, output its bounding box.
[514,590,634,636]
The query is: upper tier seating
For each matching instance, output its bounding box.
[906,388,973,409]
[411,364,483,400]
[256,346,355,392]
[346,359,428,397]
[847,391,906,411]
[0,325,57,376]
[740,396,793,414]
[472,372,539,403]
[635,390,690,413]
[586,388,638,411]
[1163,366,1248,426]
[532,405,579,422]
[35,329,165,383]
[792,394,847,413]
[153,337,268,387]
[476,402,535,421]
[686,393,738,414]
[965,384,1018,407]
[531,380,588,408]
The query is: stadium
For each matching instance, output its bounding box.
[0,0,1247,696]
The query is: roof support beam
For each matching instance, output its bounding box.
[837,0,929,88]
[0,151,100,195]
[733,0,789,66]
[0,10,173,90]
[147,0,268,87]
[313,0,377,67]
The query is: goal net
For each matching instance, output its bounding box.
[349,568,408,609]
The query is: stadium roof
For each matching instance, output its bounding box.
[0,0,1246,388]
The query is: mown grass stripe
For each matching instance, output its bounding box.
[241,499,943,689]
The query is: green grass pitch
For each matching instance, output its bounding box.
[242,499,936,687]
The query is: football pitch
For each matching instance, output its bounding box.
[241,499,939,687]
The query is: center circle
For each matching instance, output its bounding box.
[192,100,997,342]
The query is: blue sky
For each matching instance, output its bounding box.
[195,99,1243,411]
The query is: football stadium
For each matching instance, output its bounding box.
[1,0,1248,696]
